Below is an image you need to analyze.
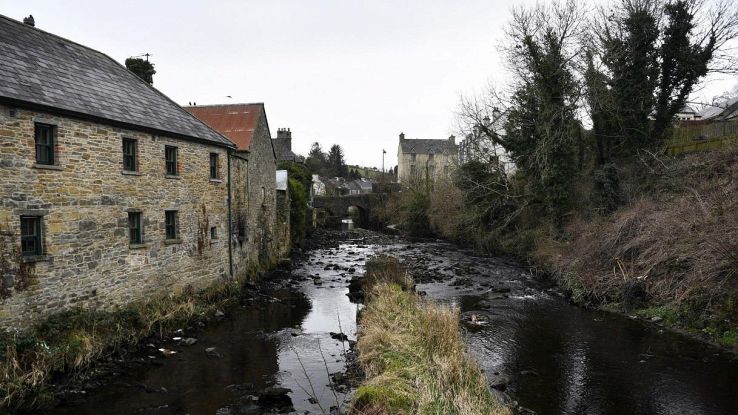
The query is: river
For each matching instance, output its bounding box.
[43,230,738,415]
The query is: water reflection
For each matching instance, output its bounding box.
[45,290,311,415]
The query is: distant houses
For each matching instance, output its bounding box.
[397,132,458,183]
[312,176,376,197]
[0,15,288,327]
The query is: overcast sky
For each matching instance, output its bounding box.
[4,1,735,168]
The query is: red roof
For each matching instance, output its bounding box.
[184,103,264,150]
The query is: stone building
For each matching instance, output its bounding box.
[0,15,245,327]
[273,128,303,162]
[185,103,287,268]
[396,133,458,183]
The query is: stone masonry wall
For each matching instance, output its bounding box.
[0,104,232,328]
[241,111,278,268]
[229,152,251,278]
[398,149,457,184]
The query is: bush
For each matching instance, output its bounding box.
[402,190,431,237]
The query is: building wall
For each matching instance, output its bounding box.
[397,148,457,184]
[275,189,290,258]
[241,111,278,268]
[228,152,251,278]
[0,105,232,328]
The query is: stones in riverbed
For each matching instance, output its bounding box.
[181,337,198,346]
[489,374,510,391]
[449,277,474,288]
[330,332,349,341]
[205,347,222,359]
[257,386,294,413]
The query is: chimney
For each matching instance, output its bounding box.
[23,15,35,27]
[399,132,405,140]
[276,128,292,150]
[448,135,456,145]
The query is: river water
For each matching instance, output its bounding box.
[45,230,738,415]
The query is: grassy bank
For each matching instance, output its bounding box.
[0,278,247,410]
[351,258,510,415]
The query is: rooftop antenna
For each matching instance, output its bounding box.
[130,53,152,62]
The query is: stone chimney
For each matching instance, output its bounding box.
[448,135,456,145]
[399,132,405,140]
[23,15,35,27]
[276,128,292,150]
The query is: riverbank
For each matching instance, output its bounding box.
[6,229,737,414]
[529,148,738,351]
[391,146,738,353]
[351,257,510,415]
[0,270,273,412]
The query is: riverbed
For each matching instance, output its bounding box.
[44,230,738,414]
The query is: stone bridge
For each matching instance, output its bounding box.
[312,193,390,229]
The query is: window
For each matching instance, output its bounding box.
[209,153,219,179]
[428,153,434,163]
[165,211,178,239]
[410,164,416,176]
[261,187,267,204]
[165,146,178,175]
[20,216,42,256]
[210,226,218,239]
[444,165,449,177]
[122,138,137,172]
[34,123,55,165]
[410,153,416,162]
[128,212,142,244]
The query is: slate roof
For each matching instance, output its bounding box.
[0,14,233,148]
[399,137,458,155]
[185,103,265,151]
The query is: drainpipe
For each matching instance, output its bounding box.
[227,149,233,278]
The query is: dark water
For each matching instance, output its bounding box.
[46,245,366,415]
[379,241,738,415]
[45,233,738,414]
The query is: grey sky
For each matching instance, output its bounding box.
[4,1,735,168]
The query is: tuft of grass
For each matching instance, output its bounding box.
[363,255,414,293]
[351,282,510,415]
[0,278,246,411]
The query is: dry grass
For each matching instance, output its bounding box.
[351,283,510,415]
[363,255,414,294]
[535,146,738,344]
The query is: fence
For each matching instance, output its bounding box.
[666,120,738,155]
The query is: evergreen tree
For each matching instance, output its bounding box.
[125,57,156,84]
[327,144,348,177]
[305,142,328,175]
[502,2,582,231]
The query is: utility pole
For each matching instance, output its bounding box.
[382,149,386,174]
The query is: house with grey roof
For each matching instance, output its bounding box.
[0,14,268,327]
[397,133,458,183]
